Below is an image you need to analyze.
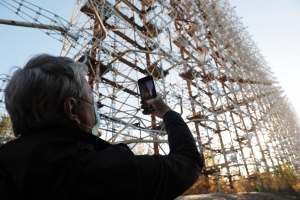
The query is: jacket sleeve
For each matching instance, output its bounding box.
[135,110,203,200]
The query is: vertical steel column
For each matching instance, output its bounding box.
[173,17,205,166]
[253,86,283,166]
[142,2,159,155]
[205,81,234,189]
[89,19,100,89]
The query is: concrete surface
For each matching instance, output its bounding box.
[176,192,300,200]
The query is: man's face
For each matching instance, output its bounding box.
[77,74,95,133]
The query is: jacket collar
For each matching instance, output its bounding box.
[20,126,112,152]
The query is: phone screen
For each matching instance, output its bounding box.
[138,76,157,113]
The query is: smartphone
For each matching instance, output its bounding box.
[138,75,157,113]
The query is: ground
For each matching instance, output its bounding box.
[176,192,300,200]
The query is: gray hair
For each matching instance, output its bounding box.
[4,54,88,136]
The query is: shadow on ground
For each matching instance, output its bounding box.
[176,192,300,200]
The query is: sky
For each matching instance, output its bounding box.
[228,0,300,118]
[0,0,300,119]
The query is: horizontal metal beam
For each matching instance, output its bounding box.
[0,18,79,40]
[0,18,64,31]
[110,139,166,145]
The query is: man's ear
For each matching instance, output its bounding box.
[63,97,81,125]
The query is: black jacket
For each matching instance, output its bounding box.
[0,110,202,200]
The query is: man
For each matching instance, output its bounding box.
[0,54,202,199]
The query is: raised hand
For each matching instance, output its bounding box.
[140,93,172,119]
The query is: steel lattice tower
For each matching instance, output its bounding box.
[1,0,300,191]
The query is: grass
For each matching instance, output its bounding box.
[183,163,300,196]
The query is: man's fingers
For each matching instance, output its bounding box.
[142,110,152,115]
[156,93,162,98]
[141,94,163,115]
[140,93,170,118]
[146,98,155,106]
